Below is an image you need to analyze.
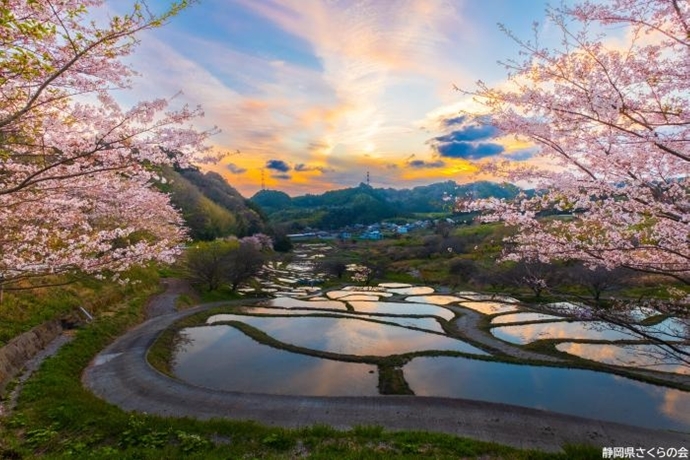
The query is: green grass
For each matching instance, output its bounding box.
[377,364,413,395]
[198,286,245,302]
[0,287,602,458]
[0,246,645,458]
[0,266,160,346]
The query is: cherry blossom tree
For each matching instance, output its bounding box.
[461,0,689,365]
[346,263,374,285]
[0,0,218,290]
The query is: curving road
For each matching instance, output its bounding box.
[82,284,690,453]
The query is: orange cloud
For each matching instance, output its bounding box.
[400,160,479,182]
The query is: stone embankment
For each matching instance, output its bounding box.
[0,320,63,393]
[0,277,189,398]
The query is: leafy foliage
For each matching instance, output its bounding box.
[250,189,292,213]
[0,265,159,345]
[160,166,267,241]
[251,181,519,230]
[183,236,270,291]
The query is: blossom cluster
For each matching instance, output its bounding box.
[462,0,690,283]
[346,264,373,284]
[0,1,219,287]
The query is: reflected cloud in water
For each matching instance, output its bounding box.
[350,300,456,321]
[456,292,520,303]
[492,319,688,345]
[208,309,446,333]
[259,296,347,310]
[326,290,392,300]
[404,356,690,431]
[174,326,378,396]
[556,342,690,375]
[378,282,412,288]
[458,301,521,315]
[387,286,435,295]
[404,295,463,305]
[190,239,690,422]
[491,312,564,324]
[199,315,486,356]
[663,389,690,426]
[492,321,634,344]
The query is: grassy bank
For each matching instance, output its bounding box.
[0,278,600,458]
[0,266,161,346]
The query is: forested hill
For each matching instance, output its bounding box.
[250,181,520,230]
[159,166,268,241]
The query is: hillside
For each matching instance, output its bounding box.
[159,166,268,240]
[251,180,520,230]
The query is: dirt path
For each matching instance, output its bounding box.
[145,278,194,318]
[82,286,690,453]
[1,277,189,418]
[448,306,565,363]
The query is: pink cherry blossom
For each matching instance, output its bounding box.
[463,0,690,283]
[0,1,219,289]
[462,0,690,364]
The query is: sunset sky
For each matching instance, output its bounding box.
[125,0,561,197]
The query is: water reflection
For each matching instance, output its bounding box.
[378,282,412,288]
[491,312,564,324]
[339,295,383,301]
[174,326,379,396]
[258,297,347,310]
[404,295,463,305]
[387,286,435,295]
[662,390,690,427]
[192,238,690,412]
[196,315,487,356]
[456,292,520,303]
[491,319,687,345]
[277,277,298,284]
[645,318,689,342]
[543,301,588,312]
[455,291,488,300]
[285,263,313,273]
[458,301,521,315]
[326,290,392,300]
[208,309,447,333]
[556,342,690,375]
[174,325,690,427]
[491,321,635,344]
[349,301,456,321]
[404,356,690,430]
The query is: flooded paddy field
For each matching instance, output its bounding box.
[168,243,690,431]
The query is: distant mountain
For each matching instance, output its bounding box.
[250,189,292,214]
[378,180,521,213]
[250,180,520,230]
[159,166,268,241]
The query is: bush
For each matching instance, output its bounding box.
[184,238,266,292]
